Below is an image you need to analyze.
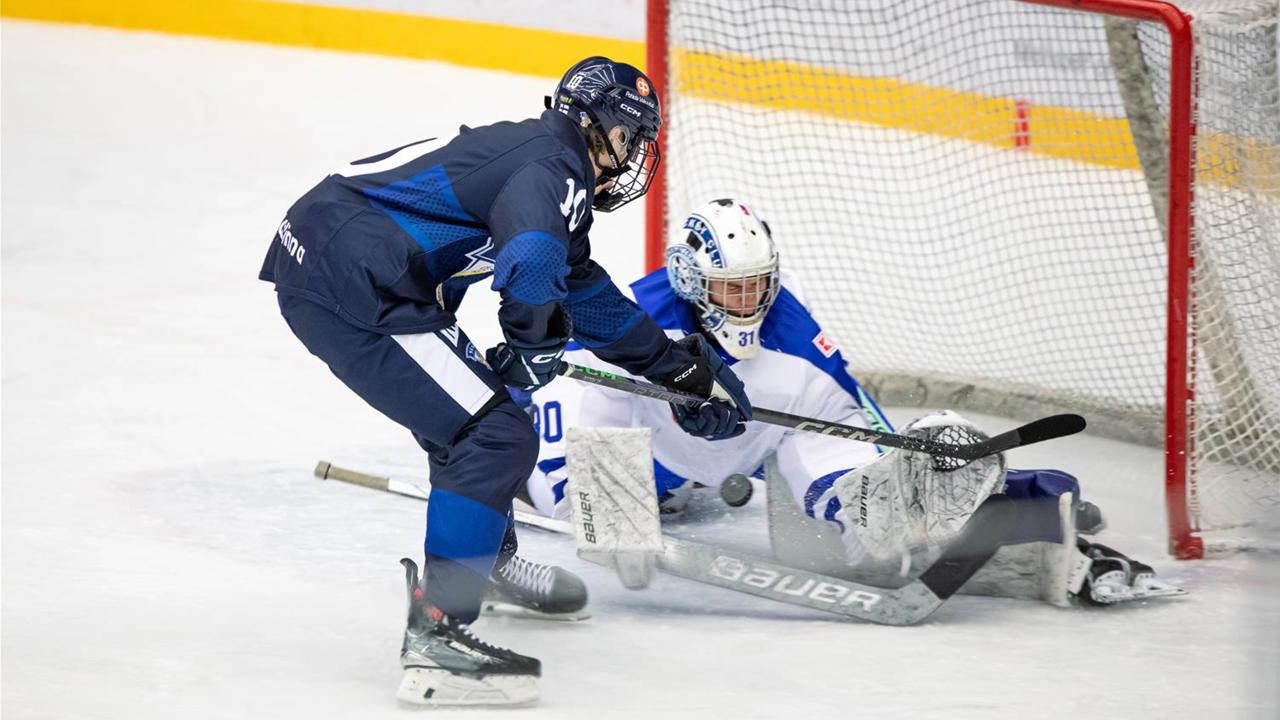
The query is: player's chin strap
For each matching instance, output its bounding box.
[556,362,1085,461]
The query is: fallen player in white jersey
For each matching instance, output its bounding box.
[518,198,1182,609]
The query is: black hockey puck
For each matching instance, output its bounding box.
[719,474,753,507]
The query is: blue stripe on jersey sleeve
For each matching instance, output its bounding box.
[491,231,568,305]
[564,279,647,348]
[423,488,510,577]
[362,164,481,251]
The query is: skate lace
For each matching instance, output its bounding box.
[498,555,555,597]
[451,619,513,657]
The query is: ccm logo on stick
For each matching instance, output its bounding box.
[793,421,879,442]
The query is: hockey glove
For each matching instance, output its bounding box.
[487,307,572,391]
[654,334,752,440]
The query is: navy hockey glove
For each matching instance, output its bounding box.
[487,307,572,391]
[487,338,566,391]
[654,335,752,440]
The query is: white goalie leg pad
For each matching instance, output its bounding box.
[834,411,1006,566]
[960,492,1091,607]
[566,427,663,590]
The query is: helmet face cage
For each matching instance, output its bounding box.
[692,260,780,327]
[592,127,660,212]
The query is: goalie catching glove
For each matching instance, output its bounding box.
[833,411,1007,567]
[651,334,752,440]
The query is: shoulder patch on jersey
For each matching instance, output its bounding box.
[812,331,837,358]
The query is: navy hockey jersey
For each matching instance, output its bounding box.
[260,109,685,377]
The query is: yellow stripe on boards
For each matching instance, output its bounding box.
[4,1,1273,188]
[672,48,1277,191]
[673,49,1141,171]
[0,0,645,78]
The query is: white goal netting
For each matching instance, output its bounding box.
[657,0,1279,552]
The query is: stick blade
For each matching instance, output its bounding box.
[1016,413,1087,445]
[960,413,1088,459]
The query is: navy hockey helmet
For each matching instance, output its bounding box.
[546,56,662,212]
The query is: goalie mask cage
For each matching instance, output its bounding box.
[645,0,1280,558]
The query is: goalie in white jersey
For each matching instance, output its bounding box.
[521,199,1180,607]
[523,199,888,520]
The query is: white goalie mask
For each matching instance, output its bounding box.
[665,199,780,360]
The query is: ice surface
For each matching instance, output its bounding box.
[2,21,1277,719]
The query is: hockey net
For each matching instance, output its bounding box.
[646,0,1280,557]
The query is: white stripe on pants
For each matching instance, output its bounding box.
[392,330,495,418]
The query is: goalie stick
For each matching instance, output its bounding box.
[558,362,1085,461]
[314,460,1012,626]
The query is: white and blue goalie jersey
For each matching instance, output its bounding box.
[524,268,894,522]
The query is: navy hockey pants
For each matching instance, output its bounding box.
[1003,468,1083,544]
[277,294,537,622]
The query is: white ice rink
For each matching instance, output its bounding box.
[2,20,1277,720]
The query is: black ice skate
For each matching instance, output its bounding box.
[482,554,591,621]
[397,559,541,707]
[1075,542,1187,606]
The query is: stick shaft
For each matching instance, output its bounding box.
[314,461,569,533]
[314,461,390,491]
[557,362,1085,459]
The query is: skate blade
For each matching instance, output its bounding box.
[481,599,591,622]
[396,667,539,708]
[1087,585,1188,606]
[1121,586,1188,602]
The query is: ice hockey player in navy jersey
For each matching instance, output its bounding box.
[259,58,751,707]
[523,198,1181,613]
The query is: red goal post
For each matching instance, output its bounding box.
[645,0,1280,558]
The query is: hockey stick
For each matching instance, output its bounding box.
[314,460,1008,625]
[313,461,569,535]
[557,363,1086,460]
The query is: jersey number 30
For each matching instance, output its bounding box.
[530,401,563,443]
